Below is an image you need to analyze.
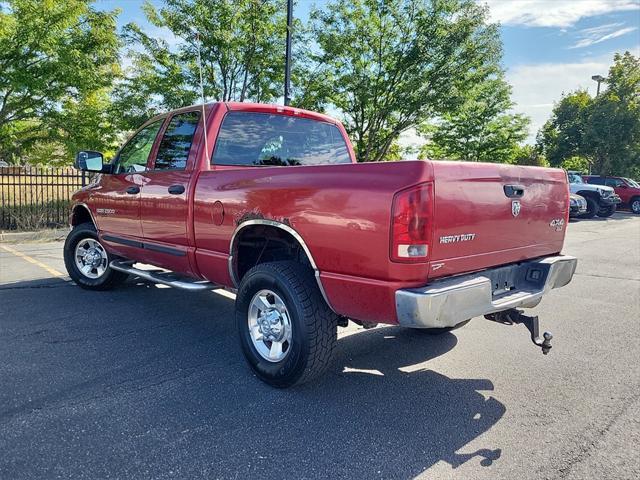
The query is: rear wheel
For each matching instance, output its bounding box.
[235,261,338,388]
[597,204,616,218]
[64,222,128,290]
[630,197,640,214]
[579,197,598,219]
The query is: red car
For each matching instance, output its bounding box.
[67,102,577,387]
[583,175,640,214]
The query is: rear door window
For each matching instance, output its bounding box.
[212,112,352,166]
[153,111,200,170]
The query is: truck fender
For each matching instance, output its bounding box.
[228,219,335,312]
[70,203,97,228]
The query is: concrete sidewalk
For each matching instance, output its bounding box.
[0,228,69,243]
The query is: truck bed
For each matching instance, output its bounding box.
[192,160,569,323]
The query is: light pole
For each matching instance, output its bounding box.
[284,0,293,106]
[591,74,606,96]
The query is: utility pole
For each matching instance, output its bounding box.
[284,0,293,106]
[591,74,606,96]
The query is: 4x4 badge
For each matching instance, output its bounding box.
[512,200,521,217]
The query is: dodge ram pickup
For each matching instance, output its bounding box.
[67,102,577,387]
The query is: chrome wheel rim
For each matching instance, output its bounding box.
[74,238,108,279]
[632,200,640,213]
[248,289,292,362]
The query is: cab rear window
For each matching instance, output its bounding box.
[212,112,352,166]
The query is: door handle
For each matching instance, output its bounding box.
[168,184,185,195]
[126,186,140,195]
[503,184,525,198]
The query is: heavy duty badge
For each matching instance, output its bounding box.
[439,233,476,244]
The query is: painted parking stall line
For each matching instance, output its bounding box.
[0,244,66,279]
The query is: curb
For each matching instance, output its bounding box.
[0,228,70,243]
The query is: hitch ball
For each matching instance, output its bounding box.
[541,331,553,355]
[485,309,554,355]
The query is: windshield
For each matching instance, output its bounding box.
[567,172,584,184]
[624,178,640,188]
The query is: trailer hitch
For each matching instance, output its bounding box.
[485,309,553,355]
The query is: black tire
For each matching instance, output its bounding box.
[579,197,598,219]
[411,318,471,335]
[630,197,640,215]
[63,222,128,290]
[597,204,616,217]
[235,261,338,388]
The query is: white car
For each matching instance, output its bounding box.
[567,171,621,218]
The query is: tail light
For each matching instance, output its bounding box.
[565,180,571,225]
[391,183,432,262]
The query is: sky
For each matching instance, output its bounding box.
[95,0,640,145]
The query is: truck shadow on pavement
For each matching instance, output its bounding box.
[0,277,505,479]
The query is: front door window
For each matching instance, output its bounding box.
[114,120,164,174]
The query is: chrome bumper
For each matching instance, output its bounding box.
[395,255,577,328]
[601,194,622,205]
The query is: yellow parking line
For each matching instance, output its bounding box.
[0,244,66,278]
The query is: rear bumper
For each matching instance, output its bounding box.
[395,255,577,328]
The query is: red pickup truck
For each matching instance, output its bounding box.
[67,102,577,387]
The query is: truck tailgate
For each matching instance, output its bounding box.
[428,161,569,279]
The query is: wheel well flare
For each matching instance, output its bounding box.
[71,205,94,227]
[230,222,314,285]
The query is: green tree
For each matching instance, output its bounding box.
[583,52,639,175]
[51,89,123,163]
[537,90,592,168]
[538,52,639,176]
[0,0,121,164]
[300,0,503,162]
[510,144,549,167]
[114,0,291,130]
[561,155,589,172]
[418,73,529,162]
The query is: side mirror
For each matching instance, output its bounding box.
[619,184,628,188]
[75,151,104,172]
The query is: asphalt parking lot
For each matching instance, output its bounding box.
[1,213,639,480]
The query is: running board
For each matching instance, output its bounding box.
[109,260,216,291]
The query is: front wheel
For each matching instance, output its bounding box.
[579,197,598,219]
[235,261,338,388]
[64,222,128,290]
[597,204,616,217]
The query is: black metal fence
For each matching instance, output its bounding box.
[0,166,89,231]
